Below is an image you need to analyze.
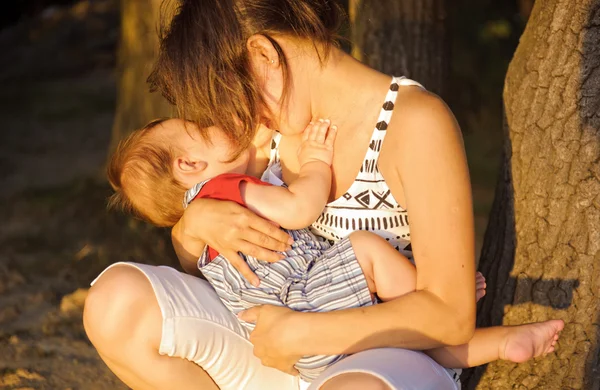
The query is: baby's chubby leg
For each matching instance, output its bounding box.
[348,231,416,301]
[350,231,486,302]
[349,232,563,369]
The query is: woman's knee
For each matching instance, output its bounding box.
[83,265,161,351]
[320,372,391,390]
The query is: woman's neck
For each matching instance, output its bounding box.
[308,48,392,136]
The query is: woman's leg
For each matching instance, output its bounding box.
[83,265,219,389]
[308,348,459,390]
[84,262,298,390]
[320,373,391,390]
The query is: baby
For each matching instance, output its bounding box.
[107,118,563,382]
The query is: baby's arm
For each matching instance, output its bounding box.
[241,120,337,230]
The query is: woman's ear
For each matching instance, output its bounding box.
[247,34,283,84]
[247,34,280,69]
[246,34,284,112]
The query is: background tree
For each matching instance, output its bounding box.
[348,0,447,95]
[464,1,600,389]
[109,0,173,154]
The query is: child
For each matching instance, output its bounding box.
[107,118,564,382]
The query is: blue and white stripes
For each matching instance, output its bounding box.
[198,229,374,382]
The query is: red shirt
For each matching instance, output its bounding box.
[194,173,271,261]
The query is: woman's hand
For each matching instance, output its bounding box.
[174,199,293,286]
[238,305,304,375]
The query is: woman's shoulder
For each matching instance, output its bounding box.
[394,86,451,122]
[381,86,463,173]
[386,87,460,148]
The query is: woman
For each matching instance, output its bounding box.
[84,1,476,389]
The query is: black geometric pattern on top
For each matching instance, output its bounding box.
[264,77,424,257]
[382,101,394,111]
[376,121,388,131]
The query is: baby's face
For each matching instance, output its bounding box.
[158,119,250,187]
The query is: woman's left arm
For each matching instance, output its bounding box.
[239,90,477,373]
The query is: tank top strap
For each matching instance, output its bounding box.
[265,76,424,177]
[360,76,424,178]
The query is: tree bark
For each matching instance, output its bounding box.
[463,1,600,389]
[109,0,173,155]
[348,0,447,95]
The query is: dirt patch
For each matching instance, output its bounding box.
[0,180,179,389]
[0,1,179,388]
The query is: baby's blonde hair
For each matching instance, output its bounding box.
[107,119,187,227]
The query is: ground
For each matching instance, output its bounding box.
[0,1,502,389]
[0,2,178,389]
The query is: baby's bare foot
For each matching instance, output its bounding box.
[499,320,565,363]
[476,272,486,302]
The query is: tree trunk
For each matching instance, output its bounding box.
[348,0,447,95]
[463,1,600,389]
[109,0,173,155]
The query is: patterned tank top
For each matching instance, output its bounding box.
[261,76,424,259]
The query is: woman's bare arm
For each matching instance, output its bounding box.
[171,215,206,277]
[239,91,477,370]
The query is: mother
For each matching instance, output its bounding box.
[84,1,476,389]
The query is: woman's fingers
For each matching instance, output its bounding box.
[224,250,260,287]
[238,240,285,263]
[249,213,294,246]
[273,362,298,376]
[238,305,261,323]
[244,229,290,253]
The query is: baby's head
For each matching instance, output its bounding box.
[107,118,250,227]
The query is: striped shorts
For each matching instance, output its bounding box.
[199,228,374,382]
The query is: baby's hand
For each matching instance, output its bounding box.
[297,119,337,167]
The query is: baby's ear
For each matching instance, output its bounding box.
[173,156,207,176]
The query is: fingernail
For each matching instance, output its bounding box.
[324,119,330,123]
[253,279,260,287]
[285,246,292,251]
[318,119,324,123]
[331,125,337,131]
[288,237,294,244]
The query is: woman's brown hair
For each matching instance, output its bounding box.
[148,0,344,157]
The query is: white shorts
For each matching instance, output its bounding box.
[91,262,460,390]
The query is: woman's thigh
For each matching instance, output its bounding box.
[91,262,299,390]
[306,348,460,390]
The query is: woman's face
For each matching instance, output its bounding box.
[260,82,312,137]
[248,35,312,137]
